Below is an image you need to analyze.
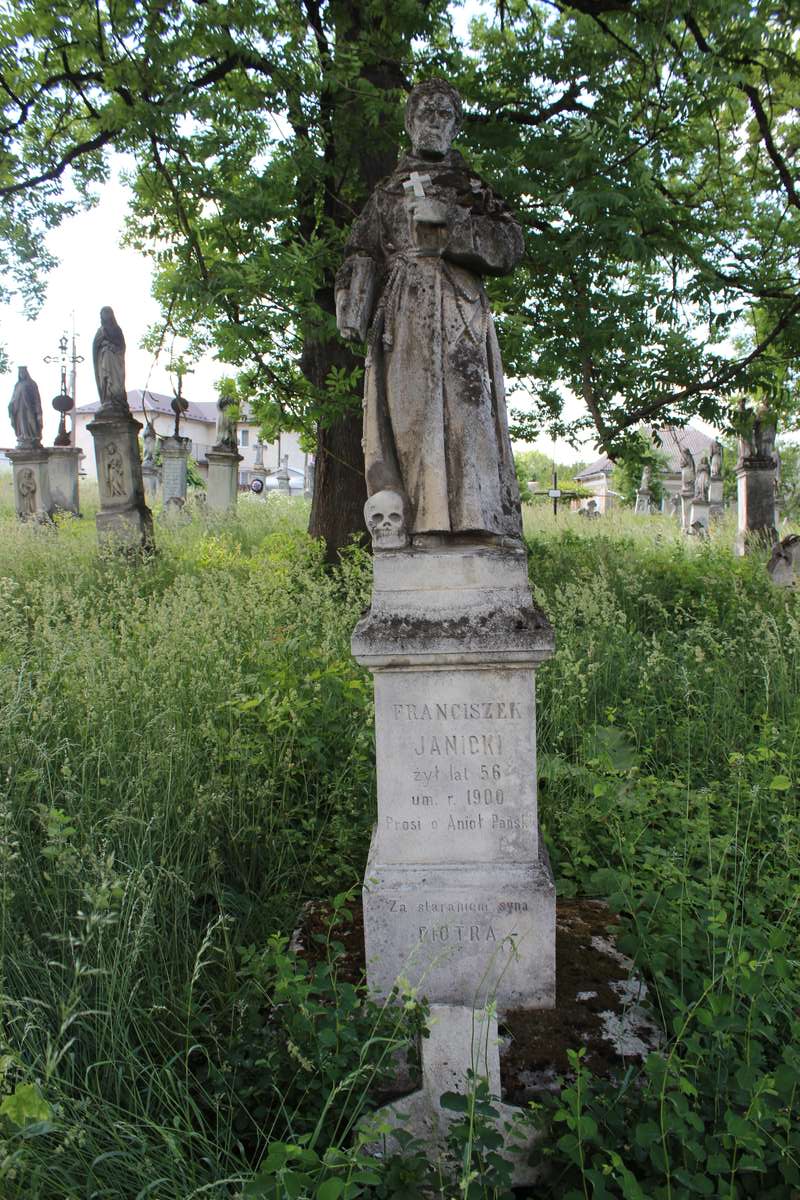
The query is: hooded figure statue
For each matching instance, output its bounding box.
[336,78,523,546]
[8,367,43,447]
[92,306,130,415]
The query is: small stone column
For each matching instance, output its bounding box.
[87,411,154,552]
[680,488,693,531]
[276,453,292,494]
[48,446,82,516]
[250,441,268,494]
[634,488,652,515]
[735,456,778,555]
[206,446,242,513]
[160,435,191,507]
[9,447,52,523]
[353,546,556,1014]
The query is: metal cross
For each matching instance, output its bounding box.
[403,171,432,199]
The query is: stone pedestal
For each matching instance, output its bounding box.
[735,458,777,556]
[680,489,693,531]
[48,446,82,516]
[206,447,242,513]
[87,412,153,552]
[9,447,52,522]
[688,498,710,536]
[161,435,191,506]
[634,489,652,515]
[353,546,556,1015]
[708,476,724,519]
[276,464,292,493]
[141,462,160,501]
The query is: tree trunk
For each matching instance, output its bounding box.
[308,402,367,563]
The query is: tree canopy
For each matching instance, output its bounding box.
[2,0,800,550]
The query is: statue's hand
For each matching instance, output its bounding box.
[411,197,449,226]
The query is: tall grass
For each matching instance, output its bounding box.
[0,492,797,1196]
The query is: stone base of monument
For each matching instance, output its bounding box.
[680,490,693,532]
[353,545,556,1016]
[87,412,153,553]
[206,447,242,512]
[294,896,662,1187]
[634,490,651,515]
[48,446,82,516]
[735,459,778,556]
[161,435,191,507]
[8,447,53,522]
[362,1004,542,1187]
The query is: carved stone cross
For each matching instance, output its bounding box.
[403,171,432,199]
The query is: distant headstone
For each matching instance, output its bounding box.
[735,406,778,555]
[708,439,724,518]
[689,454,711,534]
[160,435,191,508]
[8,367,52,522]
[48,447,82,516]
[276,453,291,493]
[206,396,243,514]
[679,447,695,531]
[634,464,653,515]
[87,307,153,552]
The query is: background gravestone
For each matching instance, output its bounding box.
[735,408,778,555]
[7,367,53,522]
[87,307,153,552]
[206,396,242,513]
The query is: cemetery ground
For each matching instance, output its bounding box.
[0,477,798,1199]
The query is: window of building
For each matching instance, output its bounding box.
[240,429,250,447]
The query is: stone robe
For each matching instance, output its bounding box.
[9,371,43,445]
[338,149,524,540]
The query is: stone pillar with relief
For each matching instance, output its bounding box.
[160,435,191,507]
[9,447,52,522]
[88,307,153,552]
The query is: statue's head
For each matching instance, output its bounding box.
[100,305,117,332]
[18,366,29,380]
[405,79,463,159]
[364,489,410,550]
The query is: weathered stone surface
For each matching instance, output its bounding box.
[88,412,153,552]
[141,462,160,500]
[48,446,81,516]
[355,546,555,1013]
[688,497,710,535]
[336,79,523,543]
[206,447,241,512]
[767,534,800,586]
[160,435,190,506]
[363,1005,541,1187]
[735,459,777,555]
[9,447,52,522]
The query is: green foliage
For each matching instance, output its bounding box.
[4,0,800,455]
[1,497,799,1195]
[610,432,669,508]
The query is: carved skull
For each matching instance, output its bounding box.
[364,489,409,550]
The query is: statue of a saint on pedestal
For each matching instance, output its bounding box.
[680,447,695,492]
[92,307,130,415]
[336,78,523,547]
[694,455,710,502]
[8,367,43,447]
[214,396,238,451]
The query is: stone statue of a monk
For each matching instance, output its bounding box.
[92,306,130,415]
[8,367,43,447]
[336,78,523,546]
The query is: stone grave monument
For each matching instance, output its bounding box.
[206,395,241,513]
[7,367,53,522]
[140,413,160,501]
[48,385,82,517]
[735,406,778,555]
[340,78,555,1167]
[634,464,653,514]
[160,394,191,515]
[679,446,695,531]
[689,453,711,535]
[708,438,724,519]
[87,307,153,552]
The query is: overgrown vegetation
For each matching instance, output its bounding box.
[0,488,798,1196]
